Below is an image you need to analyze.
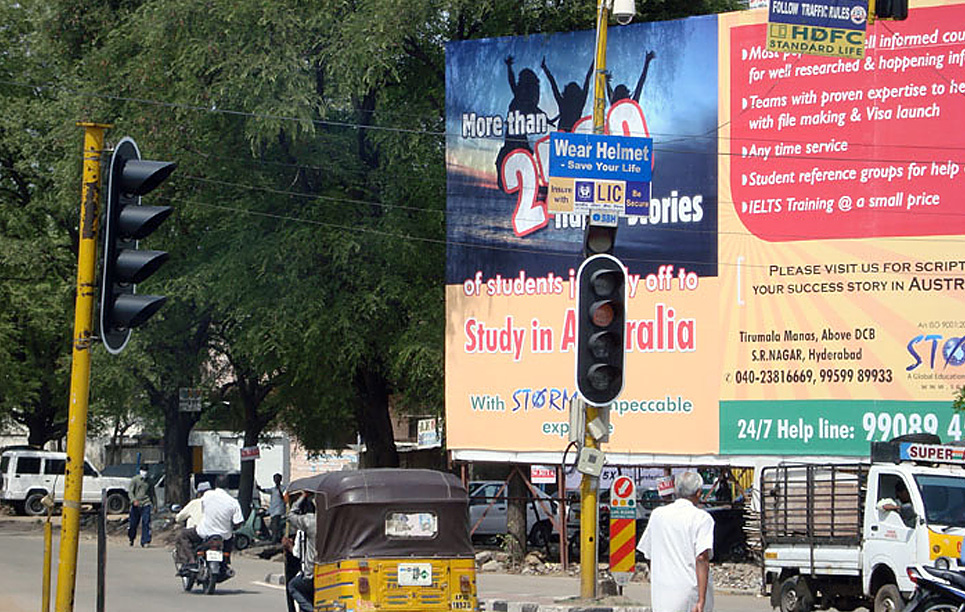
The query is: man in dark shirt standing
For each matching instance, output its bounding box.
[127,464,156,547]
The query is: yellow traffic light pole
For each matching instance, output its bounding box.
[55,122,111,612]
[580,0,610,600]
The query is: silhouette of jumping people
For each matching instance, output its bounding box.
[541,58,593,133]
[496,55,545,190]
[607,50,656,104]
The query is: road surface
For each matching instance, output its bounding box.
[0,519,780,611]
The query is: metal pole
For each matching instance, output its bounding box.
[96,489,106,612]
[559,463,568,570]
[592,0,610,135]
[579,406,600,599]
[42,518,52,612]
[55,122,110,612]
[580,3,610,597]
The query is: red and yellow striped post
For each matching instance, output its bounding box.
[609,475,637,586]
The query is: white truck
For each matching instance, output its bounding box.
[0,448,131,516]
[760,439,965,612]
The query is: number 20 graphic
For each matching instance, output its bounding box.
[499,100,650,237]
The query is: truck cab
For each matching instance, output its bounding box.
[863,460,965,603]
[760,439,965,612]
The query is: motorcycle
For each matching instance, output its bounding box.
[903,560,965,612]
[175,535,235,595]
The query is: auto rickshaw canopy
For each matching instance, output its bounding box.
[286,469,473,563]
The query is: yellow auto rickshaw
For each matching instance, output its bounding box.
[286,469,478,612]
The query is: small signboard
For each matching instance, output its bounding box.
[900,443,965,465]
[178,388,202,412]
[530,465,557,485]
[656,475,675,497]
[417,418,441,449]
[609,475,637,585]
[610,475,637,519]
[548,132,652,216]
[240,446,260,462]
[767,0,869,59]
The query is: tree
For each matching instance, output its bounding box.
[2,0,746,477]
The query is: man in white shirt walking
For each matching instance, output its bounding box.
[638,471,715,612]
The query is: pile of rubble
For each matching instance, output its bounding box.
[474,550,762,593]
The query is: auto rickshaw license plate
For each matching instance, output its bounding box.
[205,550,223,562]
[397,562,432,586]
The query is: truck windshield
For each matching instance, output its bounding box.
[915,474,965,528]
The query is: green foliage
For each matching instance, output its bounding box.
[0,0,743,455]
[953,386,965,414]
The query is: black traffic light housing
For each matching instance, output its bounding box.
[100,136,176,354]
[575,254,627,406]
[874,0,908,20]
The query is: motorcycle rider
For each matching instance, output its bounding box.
[175,474,243,574]
[175,481,211,529]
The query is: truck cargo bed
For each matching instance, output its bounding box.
[760,463,867,546]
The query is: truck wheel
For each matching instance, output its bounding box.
[779,577,813,612]
[105,491,128,515]
[874,584,903,612]
[24,491,47,517]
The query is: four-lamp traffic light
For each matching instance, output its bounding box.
[874,0,908,20]
[575,253,627,406]
[100,136,176,354]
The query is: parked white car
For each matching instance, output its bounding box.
[0,448,131,516]
[468,481,560,545]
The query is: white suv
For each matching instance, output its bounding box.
[0,448,131,516]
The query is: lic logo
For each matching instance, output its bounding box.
[576,181,594,203]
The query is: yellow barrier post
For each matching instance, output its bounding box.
[42,517,52,612]
[55,122,111,612]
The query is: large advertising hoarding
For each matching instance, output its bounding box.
[446,1,965,458]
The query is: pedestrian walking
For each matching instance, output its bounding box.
[127,464,156,547]
[638,471,715,612]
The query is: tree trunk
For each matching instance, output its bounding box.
[161,395,200,508]
[238,428,259,518]
[355,366,398,468]
[506,469,528,566]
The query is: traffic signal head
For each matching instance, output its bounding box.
[100,137,176,354]
[575,254,627,405]
[584,223,617,256]
[874,0,908,20]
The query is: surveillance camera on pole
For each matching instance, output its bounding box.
[612,0,636,25]
[100,137,176,354]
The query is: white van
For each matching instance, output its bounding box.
[0,448,131,516]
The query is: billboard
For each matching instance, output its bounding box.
[446,1,965,459]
